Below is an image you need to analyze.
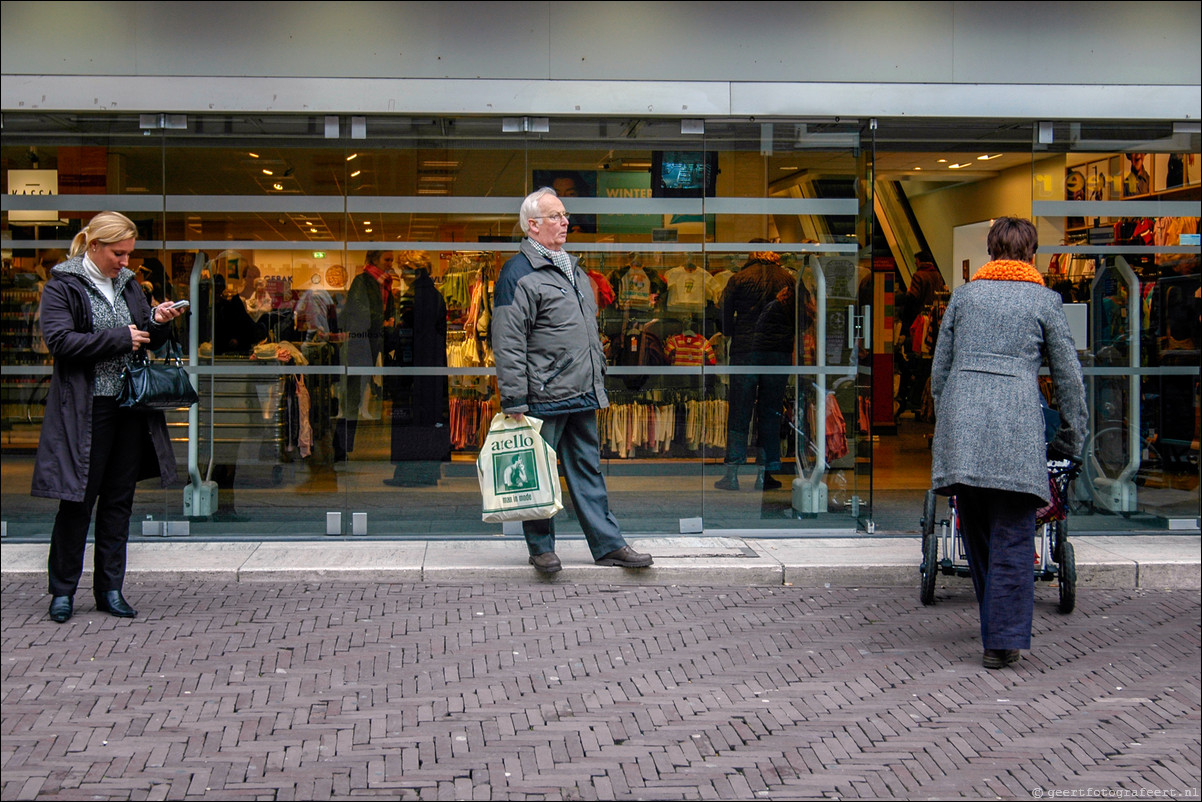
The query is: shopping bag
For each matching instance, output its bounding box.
[477,413,563,522]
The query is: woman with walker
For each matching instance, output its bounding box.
[929,217,1087,669]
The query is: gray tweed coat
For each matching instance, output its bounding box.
[930,278,1087,504]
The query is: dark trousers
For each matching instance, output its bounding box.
[725,351,790,472]
[956,487,1039,650]
[522,411,627,561]
[47,397,141,597]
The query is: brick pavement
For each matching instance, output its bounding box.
[2,577,1199,801]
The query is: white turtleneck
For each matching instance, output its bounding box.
[82,252,117,306]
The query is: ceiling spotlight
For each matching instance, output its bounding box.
[351,170,361,177]
[248,152,259,158]
[346,153,359,161]
[272,183,283,191]
[262,169,274,176]
[977,154,1002,161]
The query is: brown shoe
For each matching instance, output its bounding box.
[982,648,1022,669]
[595,545,653,568]
[529,552,562,574]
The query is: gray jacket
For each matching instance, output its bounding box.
[492,240,608,415]
[930,279,1087,503]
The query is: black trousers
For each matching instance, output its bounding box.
[47,397,142,597]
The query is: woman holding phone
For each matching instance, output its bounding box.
[31,212,187,623]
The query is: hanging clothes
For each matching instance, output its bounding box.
[825,392,848,462]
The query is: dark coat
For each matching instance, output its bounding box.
[719,259,794,354]
[31,261,178,502]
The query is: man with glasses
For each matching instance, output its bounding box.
[492,187,653,574]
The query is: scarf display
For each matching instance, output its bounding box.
[970,259,1045,285]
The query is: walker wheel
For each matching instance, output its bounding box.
[1057,540,1076,614]
[920,527,938,606]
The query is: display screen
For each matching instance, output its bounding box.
[651,151,717,198]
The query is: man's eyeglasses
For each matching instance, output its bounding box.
[532,212,570,224]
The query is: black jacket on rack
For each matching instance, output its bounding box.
[387,269,451,463]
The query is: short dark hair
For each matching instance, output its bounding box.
[986,217,1038,263]
[914,250,934,266]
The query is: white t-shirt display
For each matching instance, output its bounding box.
[663,265,716,312]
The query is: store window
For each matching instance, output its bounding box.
[15,114,1196,539]
[2,113,873,540]
[1033,122,1200,531]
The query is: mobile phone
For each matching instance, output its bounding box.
[171,300,191,310]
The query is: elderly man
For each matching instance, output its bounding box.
[492,187,652,574]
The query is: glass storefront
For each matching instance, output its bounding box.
[2,113,1197,539]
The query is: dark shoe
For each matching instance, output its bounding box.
[529,552,562,574]
[595,545,653,568]
[982,648,1021,669]
[95,590,137,618]
[714,475,739,491]
[49,595,73,623]
[755,473,783,490]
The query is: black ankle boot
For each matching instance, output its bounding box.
[95,590,137,618]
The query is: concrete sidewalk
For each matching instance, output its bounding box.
[2,534,1199,588]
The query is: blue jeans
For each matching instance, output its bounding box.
[724,351,790,472]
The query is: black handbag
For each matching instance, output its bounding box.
[117,338,198,412]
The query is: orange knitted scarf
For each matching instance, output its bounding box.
[971,259,1045,285]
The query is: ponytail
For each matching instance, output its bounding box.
[68,229,90,258]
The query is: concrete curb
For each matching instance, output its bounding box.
[3,535,1198,589]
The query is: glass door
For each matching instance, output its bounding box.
[698,119,870,534]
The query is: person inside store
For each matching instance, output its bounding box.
[713,243,795,492]
[244,276,274,323]
[209,272,268,356]
[31,211,188,623]
[336,250,396,461]
[895,250,948,418]
[929,216,1087,670]
[907,250,947,310]
[236,263,261,310]
[492,187,653,573]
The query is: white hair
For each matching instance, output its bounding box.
[519,187,558,235]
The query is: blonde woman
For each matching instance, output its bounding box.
[31,212,187,623]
